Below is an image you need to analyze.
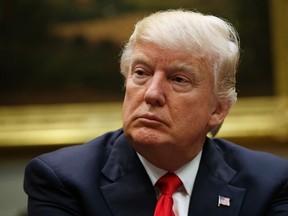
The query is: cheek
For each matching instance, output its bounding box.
[122,92,133,122]
[125,80,146,104]
[122,86,143,121]
[172,97,213,126]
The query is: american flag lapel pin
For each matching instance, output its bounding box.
[218,195,230,207]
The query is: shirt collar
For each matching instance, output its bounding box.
[137,149,202,196]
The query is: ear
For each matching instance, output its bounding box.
[208,101,231,129]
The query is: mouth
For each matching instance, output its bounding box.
[137,113,167,126]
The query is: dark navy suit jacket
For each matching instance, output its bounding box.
[24,129,288,215]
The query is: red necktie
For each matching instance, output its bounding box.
[154,172,183,216]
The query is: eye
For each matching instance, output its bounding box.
[134,69,145,76]
[170,74,194,92]
[131,68,150,85]
[172,76,189,84]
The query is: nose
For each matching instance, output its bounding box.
[144,72,166,106]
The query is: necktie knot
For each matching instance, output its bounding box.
[156,172,182,196]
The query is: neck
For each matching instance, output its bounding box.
[135,144,203,171]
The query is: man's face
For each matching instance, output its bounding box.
[122,42,226,163]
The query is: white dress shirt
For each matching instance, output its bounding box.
[137,150,202,216]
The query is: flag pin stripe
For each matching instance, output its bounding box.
[218,195,230,207]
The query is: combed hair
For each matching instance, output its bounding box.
[120,9,240,106]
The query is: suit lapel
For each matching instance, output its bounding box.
[100,134,157,216]
[188,138,246,216]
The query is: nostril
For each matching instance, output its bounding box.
[144,88,165,106]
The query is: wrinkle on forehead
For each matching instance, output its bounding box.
[130,45,211,83]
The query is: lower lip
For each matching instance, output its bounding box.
[138,117,164,126]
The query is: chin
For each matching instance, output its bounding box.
[126,127,169,146]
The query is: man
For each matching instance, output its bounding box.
[24,9,288,215]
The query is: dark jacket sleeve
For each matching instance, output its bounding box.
[266,180,288,215]
[24,157,81,216]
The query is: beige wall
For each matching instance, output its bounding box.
[270,0,288,97]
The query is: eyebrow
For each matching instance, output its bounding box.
[170,61,199,73]
[130,53,151,67]
[130,52,202,81]
[169,61,201,81]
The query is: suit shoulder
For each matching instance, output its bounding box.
[42,129,122,158]
[26,129,124,176]
[212,138,288,173]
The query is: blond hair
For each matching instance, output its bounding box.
[120,9,240,106]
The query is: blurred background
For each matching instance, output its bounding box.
[0,0,276,105]
[0,0,287,215]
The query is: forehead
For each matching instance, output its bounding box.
[131,42,208,72]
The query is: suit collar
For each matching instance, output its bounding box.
[201,138,237,182]
[100,133,157,216]
[188,138,246,216]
